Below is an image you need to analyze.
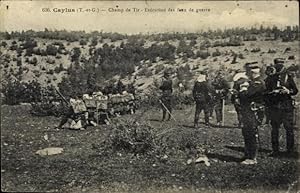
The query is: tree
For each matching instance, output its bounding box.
[71,47,81,62]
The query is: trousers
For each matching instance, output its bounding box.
[194,102,210,125]
[270,107,295,152]
[161,97,172,121]
[241,107,259,159]
[214,98,224,123]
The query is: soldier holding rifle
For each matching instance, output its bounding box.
[265,58,298,157]
[159,70,173,121]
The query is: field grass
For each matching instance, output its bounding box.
[1,104,299,193]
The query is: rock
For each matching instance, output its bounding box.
[3,142,8,146]
[187,159,193,165]
[195,155,210,166]
[44,134,49,141]
[36,147,63,156]
[152,163,157,167]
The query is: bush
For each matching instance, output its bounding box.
[79,39,87,46]
[29,57,38,65]
[47,69,54,75]
[137,67,153,77]
[100,121,156,154]
[46,57,55,64]
[196,50,210,59]
[54,63,65,73]
[46,44,58,56]
[1,41,7,47]
[212,49,221,57]
[22,38,37,49]
[154,64,165,74]
[90,37,98,46]
[17,59,22,66]
[10,44,18,51]
[55,55,62,59]
[25,47,34,56]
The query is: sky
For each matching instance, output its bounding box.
[0,1,299,34]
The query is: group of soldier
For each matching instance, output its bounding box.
[159,58,298,165]
[56,80,137,130]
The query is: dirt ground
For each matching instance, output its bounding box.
[1,104,299,193]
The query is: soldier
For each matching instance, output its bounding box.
[266,58,298,157]
[212,71,230,126]
[238,62,265,165]
[264,64,276,124]
[116,79,126,94]
[193,73,212,128]
[159,70,173,121]
[231,70,248,127]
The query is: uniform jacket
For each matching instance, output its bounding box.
[212,77,230,99]
[159,77,173,98]
[265,72,298,109]
[238,77,265,108]
[193,81,212,103]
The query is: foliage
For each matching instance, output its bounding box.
[46,44,58,56]
[1,79,42,105]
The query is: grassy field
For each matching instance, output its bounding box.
[1,104,299,193]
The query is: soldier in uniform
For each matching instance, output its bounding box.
[193,73,212,128]
[231,70,248,127]
[265,58,298,157]
[238,62,265,165]
[264,64,276,124]
[159,70,173,121]
[212,71,230,126]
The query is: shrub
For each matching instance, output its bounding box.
[29,57,38,65]
[196,50,210,59]
[47,69,54,75]
[46,44,58,56]
[1,41,7,47]
[212,49,221,57]
[25,47,34,56]
[17,59,22,66]
[79,39,87,46]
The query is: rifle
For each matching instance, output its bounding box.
[158,99,177,122]
[53,86,70,106]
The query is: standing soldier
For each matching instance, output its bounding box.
[266,58,298,157]
[212,71,230,126]
[238,62,265,165]
[231,70,248,127]
[264,64,276,124]
[193,73,212,128]
[159,70,173,121]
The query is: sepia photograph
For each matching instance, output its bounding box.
[0,0,299,192]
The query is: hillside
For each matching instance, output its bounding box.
[0,29,299,100]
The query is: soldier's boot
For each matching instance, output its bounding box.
[269,126,280,157]
[286,129,296,157]
[194,118,199,128]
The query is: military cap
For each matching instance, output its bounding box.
[274,58,285,64]
[273,58,285,73]
[244,62,259,69]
